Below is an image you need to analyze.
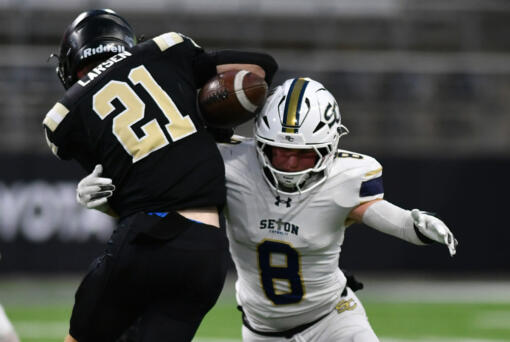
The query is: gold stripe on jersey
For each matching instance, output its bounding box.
[43,102,69,132]
[44,130,59,158]
[153,32,184,51]
[364,167,382,177]
[283,78,308,133]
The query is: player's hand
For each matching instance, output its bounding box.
[76,164,115,211]
[411,209,458,257]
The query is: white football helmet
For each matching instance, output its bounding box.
[254,77,348,194]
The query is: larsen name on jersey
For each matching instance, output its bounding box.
[218,137,383,332]
[77,51,132,87]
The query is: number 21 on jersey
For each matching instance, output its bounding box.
[258,240,305,305]
[93,65,196,163]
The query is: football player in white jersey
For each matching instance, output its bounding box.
[76,77,458,342]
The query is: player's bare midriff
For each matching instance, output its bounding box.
[177,206,219,228]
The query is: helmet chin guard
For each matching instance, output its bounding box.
[254,77,348,195]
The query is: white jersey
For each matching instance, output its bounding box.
[218,137,384,332]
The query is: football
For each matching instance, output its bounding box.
[198,69,268,128]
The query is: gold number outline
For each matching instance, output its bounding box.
[93,66,196,163]
[257,239,305,305]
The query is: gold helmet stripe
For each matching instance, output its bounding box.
[282,78,309,133]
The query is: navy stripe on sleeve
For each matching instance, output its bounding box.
[360,176,384,197]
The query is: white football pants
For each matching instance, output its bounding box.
[242,288,379,342]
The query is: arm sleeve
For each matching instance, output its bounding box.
[194,50,278,86]
[361,200,432,245]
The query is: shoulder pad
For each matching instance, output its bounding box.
[152,32,185,51]
[218,137,255,159]
[337,151,364,160]
[177,33,201,48]
[216,134,251,145]
[230,134,250,143]
[333,149,381,175]
[152,32,201,52]
[329,149,384,206]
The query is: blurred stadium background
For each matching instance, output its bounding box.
[0,0,509,341]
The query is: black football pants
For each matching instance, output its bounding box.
[69,211,229,342]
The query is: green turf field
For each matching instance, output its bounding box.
[1,274,509,341]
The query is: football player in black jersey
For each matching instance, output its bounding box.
[43,9,277,342]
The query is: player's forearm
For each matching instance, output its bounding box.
[209,50,278,84]
[361,200,432,245]
[216,64,265,79]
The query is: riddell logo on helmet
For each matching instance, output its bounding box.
[80,44,126,59]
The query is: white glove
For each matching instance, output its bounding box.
[76,164,115,212]
[411,209,458,257]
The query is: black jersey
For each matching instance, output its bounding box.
[43,32,225,218]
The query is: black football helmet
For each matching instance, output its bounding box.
[55,9,137,89]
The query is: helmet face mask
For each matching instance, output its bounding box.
[55,9,137,89]
[254,78,348,195]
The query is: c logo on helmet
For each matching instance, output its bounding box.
[322,102,340,128]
